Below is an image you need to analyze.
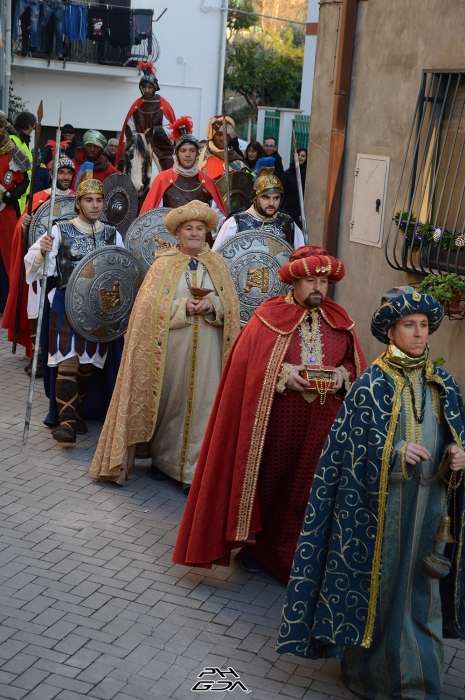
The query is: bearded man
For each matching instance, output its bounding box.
[2,157,75,359]
[72,130,119,187]
[198,116,246,182]
[173,246,365,581]
[24,166,124,445]
[213,165,304,250]
[277,286,465,700]
[116,62,175,172]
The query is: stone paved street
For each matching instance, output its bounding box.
[0,326,465,700]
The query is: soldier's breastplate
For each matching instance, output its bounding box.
[234,212,294,246]
[163,176,211,208]
[56,222,117,289]
[133,99,163,133]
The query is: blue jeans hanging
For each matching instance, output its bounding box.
[41,0,64,57]
[13,0,41,49]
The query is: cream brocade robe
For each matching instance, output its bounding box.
[89,247,240,486]
[150,266,225,484]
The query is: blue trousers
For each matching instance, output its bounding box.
[13,0,41,49]
[41,0,64,56]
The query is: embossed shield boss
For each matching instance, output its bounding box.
[124,207,177,275]
[216,170,254,212]
[216,230,292,325]
[102,173,138,238]
[65,246,144,343]
[29,195,76,247]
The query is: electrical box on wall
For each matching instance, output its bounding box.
[350,154,390,247]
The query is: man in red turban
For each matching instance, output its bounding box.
[173,246,366,582]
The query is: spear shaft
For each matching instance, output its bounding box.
[292,129,308,245]
[23,105,62,446]
[222,113,231,213]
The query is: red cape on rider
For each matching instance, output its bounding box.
[115,97,176,167]
[139,168,227,215]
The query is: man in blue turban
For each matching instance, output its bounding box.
[277,285,465,700]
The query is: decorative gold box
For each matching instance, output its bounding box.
[300,365,338,391]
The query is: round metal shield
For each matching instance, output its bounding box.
[29,195,76,247]
[124,207,177,275]
[65,246,144,343]
[216,230,293,325]
[103,173,139,238]
[216,170,254,212]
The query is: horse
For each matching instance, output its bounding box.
[122,128,162,211]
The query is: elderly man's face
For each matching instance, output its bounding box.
[107,139,119,155]
[84,142,103,161]
[387,313,429,357]
[293,276,329,309]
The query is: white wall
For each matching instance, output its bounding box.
[299,0,319,114]
[11,0,224,139]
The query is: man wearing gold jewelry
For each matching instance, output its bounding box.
[24,164,124,445]
[277,285,465,700]
[173,245,365,581]
[89,201,240,492]
[212,163,304,250]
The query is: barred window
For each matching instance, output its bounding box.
[386,71,465,276]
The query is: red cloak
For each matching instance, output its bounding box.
[1,189,74,355]
[173,295,366,572]
[139,168,227,215]
[115,96,176,167]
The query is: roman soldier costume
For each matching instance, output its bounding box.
[140,116,226,215]
[116,62,176,172]
[213,164,305,251]
[24,165,124,444]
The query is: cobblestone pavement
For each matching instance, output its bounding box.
[0,327,465,700]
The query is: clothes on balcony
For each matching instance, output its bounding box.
[41,0,64,57]
[13,0,41,49]
[108,7,131,49]
[131,9,153,54]
[87,6,109,43]
[64,3,86,44]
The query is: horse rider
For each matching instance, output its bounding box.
[115,61,176,174]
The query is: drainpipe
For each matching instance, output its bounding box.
[322,0,358,255]
[216,0,228,114]
[4,0,12,114]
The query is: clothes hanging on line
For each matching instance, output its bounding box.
[108,7,131,49]
[64,3,86,44]
[13,0,42,49]
[87,5,109,43]
[131,9,153,53]
[41,0,64,57]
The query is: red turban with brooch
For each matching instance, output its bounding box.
[278,245,345,284]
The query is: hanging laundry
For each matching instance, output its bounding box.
[13,0,41,50]
[131,9,153,54]
[64,3,86,44]
[108,7,131,49]
[87,5,109,43]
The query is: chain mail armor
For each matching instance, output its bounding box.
[56,220,117,289]
[234,211,294,247]
[163,175,211,208]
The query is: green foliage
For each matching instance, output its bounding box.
[224,27,304,115]
[418,272,465,303]
[228,0,258,34]
[8,81,27,121]
[394,211,465,251]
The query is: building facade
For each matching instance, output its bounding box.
[305,0,465,390]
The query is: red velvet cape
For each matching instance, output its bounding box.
[173,295,366,568]
[139,168,227,215]
[1,190,54,355]
[115,96,176,166]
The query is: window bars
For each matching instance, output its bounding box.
[385,71,465,277]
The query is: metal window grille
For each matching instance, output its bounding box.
[385,71,465,277]
[290,113,310,160]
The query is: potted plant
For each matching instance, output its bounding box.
[418,272,465,314]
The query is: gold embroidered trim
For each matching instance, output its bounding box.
[338,365,351,394]
[255,308,307,336]
[179,269,199,482]
[236,333,292,540]
[276,362,294,394]
[362,357,405,648]
[404,368,423,447]
[400,441,409,481]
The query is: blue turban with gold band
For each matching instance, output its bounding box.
[371,285,444,344]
